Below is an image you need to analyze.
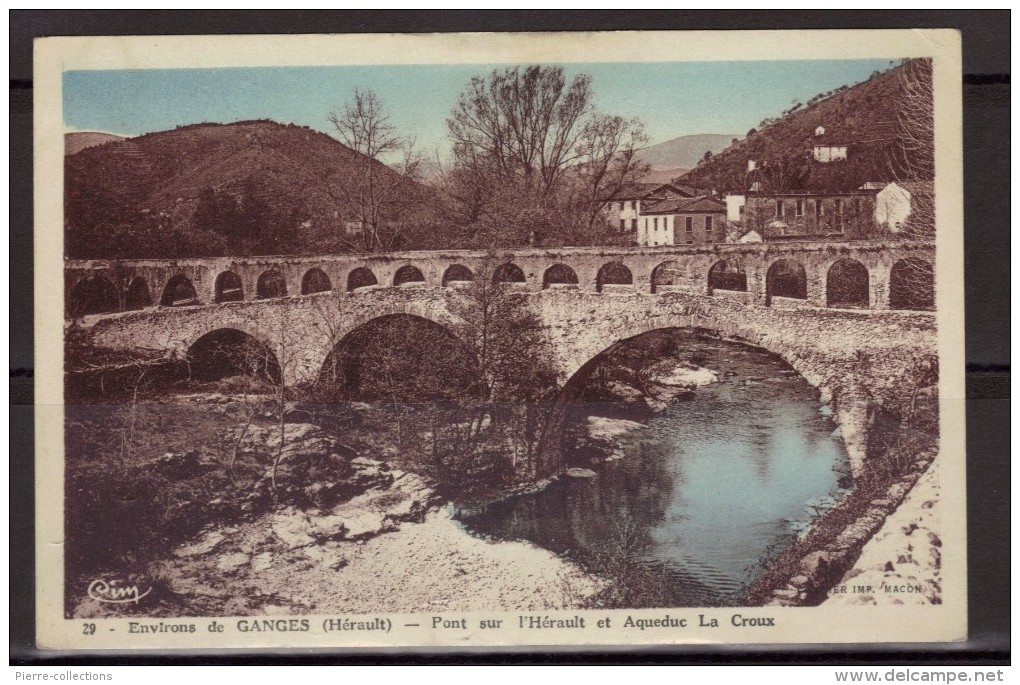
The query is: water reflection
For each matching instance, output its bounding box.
[455,334,850,607]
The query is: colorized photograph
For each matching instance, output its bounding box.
[37,31,963,649]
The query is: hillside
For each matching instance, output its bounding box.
[635,133,737,169]
[679,59,933,193]
[65,132,126,156]
[65,120,433,259]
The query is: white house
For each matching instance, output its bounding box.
[638,196,728,247]
[725,193,746,222]
[812,126,848,163]
[873,181,913,231]
[604,182,694,235]
[813,142,848,163]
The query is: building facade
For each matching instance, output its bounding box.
[604,183,695,235]
[639,196,728,246]
[741,189,879,239]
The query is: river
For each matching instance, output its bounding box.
[454,335,851,607]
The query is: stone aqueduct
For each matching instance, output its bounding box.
[67,241,936,474]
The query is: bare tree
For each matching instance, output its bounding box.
[446,65,594,200]
[443,65,655,248]
[573,114,650,232]
[447,257,559,479]
[887,58,935,242]
[328,89,424,251]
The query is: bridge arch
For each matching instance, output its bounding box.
[765,259,807,305]
[256,269,288,299]
[889,258,934,311]
[543,263,579,289]
[160,274,199,307]
[316,312,476,400]
[215,270,244,303]
[493,262,526,284]
[124,277,152,311]
[826,258,870,308]
[347,267,378,292]
[707,259,748,294]
[651,261,683,294]
[186,328,281,384]
[596,261,633,293]
[69,275,119,317]
[442,264,474,286]
[394,265,426,287]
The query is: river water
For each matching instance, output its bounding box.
[454,336,851,607]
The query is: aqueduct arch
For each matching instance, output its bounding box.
[69,275,120,316]
[301,268,332,295]
[160,274,199,307]
[124,277,152,311]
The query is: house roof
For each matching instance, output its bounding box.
[608,182,690,201]
[642,195,726,215]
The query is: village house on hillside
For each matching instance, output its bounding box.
[811,125,849,163]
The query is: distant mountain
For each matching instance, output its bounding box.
[65,120,430,259]
[640,166,691,184]
[635,133,738,169]
[64,131,126,156]
[679,59,933,193]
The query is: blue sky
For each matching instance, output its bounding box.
[64,59,896,157]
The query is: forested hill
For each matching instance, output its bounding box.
[678,59,933,194]
[65,120,429,259]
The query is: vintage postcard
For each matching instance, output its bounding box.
[35,29,966,651]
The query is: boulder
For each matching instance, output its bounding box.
[271,509,317,549]
[174,530,226,558]
[216,552,251,571]
[565,468,597,478]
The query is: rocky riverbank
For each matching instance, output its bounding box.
[72,420,601,618]
[823,458,941,606]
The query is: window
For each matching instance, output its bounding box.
[835,198,843,214]
[631,219,637,231]
[776,200,785,218]
[685,216,694,232]
[816,198,823,216]
[705,216,713,236]
[654,218,659,230]
[631,201,637,210]
[796,200,804,217]
[620,219,626,231]
[739,205,745,215]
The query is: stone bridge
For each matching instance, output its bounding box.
[67,241,937,476]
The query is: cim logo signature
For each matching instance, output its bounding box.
[87,577,152,605]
